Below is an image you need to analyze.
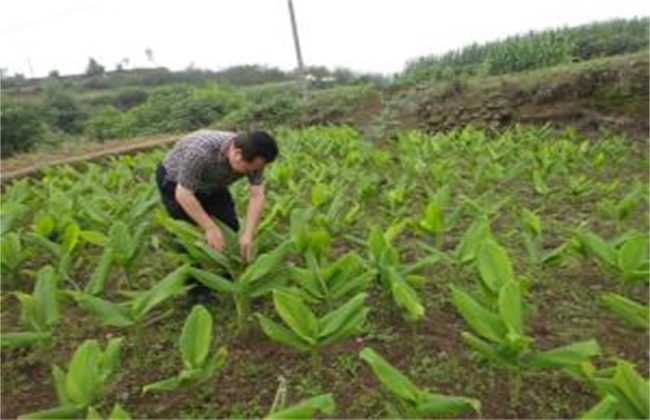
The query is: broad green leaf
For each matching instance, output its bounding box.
[526,340,601,369]
[455,216,490,264]
[70,293,134,327]
[290,267,324,300]
[319,307,369,346]
[86,248,114,295]
[108,404,131,420]
[266,394,336,419]
[62,223,81,255]
[450,285,506,342]
[1,233,22,272]
[498,281,523,335]
[132,265,189,317]
[576,230,616,268]
[247,276,289,298]
[318,293,367,340]
[79,230,108,247]
[33,266,60,327]
[416,392,481,417]
[618,234,648,274]
[204,346,228,377]
[33,213,56,238]
[100,337,124,380]
[189,267,238,294]
[52,365,69,405]
[330,273,372,301]
[180,305,213,369]
[18,405,81,420]
[391,278,425,322]
[521,209,542,237]
[65,340,101,406]
[273,289,318,344]
[460,332,506,365]
[109,222,135,264]
[580,395,619,419]
[257,314,311,352]
[610,361,649,419]
[142,377,182,393]
[477,239,515,293]
[0,331,50,348]
[15,292,40,331]
[240,240,292,285]
[600,293,649,330]
[86,407,102,419]
[360,347,421,403]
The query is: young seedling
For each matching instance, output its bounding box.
[1,266,60,349]
[258,289,369,372]
[143,305,227,393]
[580,360,649,419]
[360,347,481,418]
[18,337,124,419]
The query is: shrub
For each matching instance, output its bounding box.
[1,99,47,158]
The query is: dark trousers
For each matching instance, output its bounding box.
[156,163,240,232]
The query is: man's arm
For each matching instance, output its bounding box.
[240,184,265,261]
[175,184,225,251]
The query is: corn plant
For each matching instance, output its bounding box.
[143,305,227,393]
[574,229,649,289]
[19,338,124,419]
[1,266,60,348]
[257,289,369,371]
[599,293,649,331]
[360,347,481,418]
[581,360,649,419]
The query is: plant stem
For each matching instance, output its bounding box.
[311,347,321,374]
[508,367,522,410]
[235,294,250,335]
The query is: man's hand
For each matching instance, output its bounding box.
[205,226,225,252]
[239,234,254,262]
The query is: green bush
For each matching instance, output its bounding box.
[43,87,87,134]
[1,99,47,158]
[113,88,150,110]
[84,106,137,141]
[130,84,245,134]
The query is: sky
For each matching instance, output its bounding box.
[1,0,648,78]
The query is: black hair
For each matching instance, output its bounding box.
[234,131,279,163]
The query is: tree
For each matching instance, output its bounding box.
[86,57,105,76]
[145,48,154,65]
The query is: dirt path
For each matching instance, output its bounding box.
[0,134,179,183]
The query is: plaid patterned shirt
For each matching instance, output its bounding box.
[161,130,264,192]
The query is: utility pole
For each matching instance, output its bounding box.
[287,0,308,99]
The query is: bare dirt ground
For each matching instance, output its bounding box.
[0,134,178,183]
